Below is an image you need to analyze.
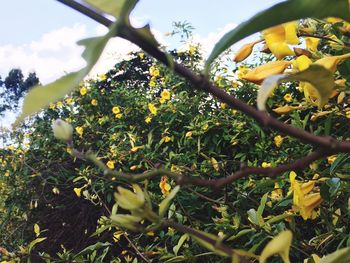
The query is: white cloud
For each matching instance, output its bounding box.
[0,24,87,84]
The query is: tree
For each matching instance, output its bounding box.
[0,69,40,115]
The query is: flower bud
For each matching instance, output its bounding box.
[51,119,73,142]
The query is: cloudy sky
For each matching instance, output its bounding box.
[0,0,283,85]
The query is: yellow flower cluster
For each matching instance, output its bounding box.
[289,171,322,220]
[160,90,171,104]
[112,106,123,119]
[159,176,171,196]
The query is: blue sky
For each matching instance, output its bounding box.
[1,0,283,44]
[0,0,283,84]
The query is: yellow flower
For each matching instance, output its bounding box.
[289,171,322,220]
[56,101,63,107]
[274,135,284,148]
[263,21,299,59]
[149,65,160,77]
[80,86,87,96]
[98,73,107,81]
[115,113,123,119]
[148,103,157,115]
[242,61,291,85]
[159,176,171,196]
[107,160,115,169]
[233,39,261,62]
[270,182,283,200]
[145,116,152,123]
[4,170,10,177]
[185,131,193,138]
[7,145,14,151]
[49,103,56,109]
[91,99,98,106]
[130,165,138,171]
[159,98,166,104]
[283,93,292,102]
[65,97,73,104]
[139,52,145,59]
[262,162,271,168]
[161,90,171,100]
[112,106,121,114]
[75,126,83,137]
[305,37,320,53]
[163,136,171,143]
[327,155,337,164]
[73,187,82,197]
[149,80,156,87]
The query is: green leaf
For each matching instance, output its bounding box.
[14,21,120,127]
[319,247,350,263]
[74,242,111,258]
[85,0,139,20]
[258,64,334,111]
[173,234,189,256]
[159,186,180,218]
[205,0,350,73]
[257,193,268,221]
[28,237,47,253]
[330,154,350,175]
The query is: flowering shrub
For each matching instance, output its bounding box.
[2,0,350,262]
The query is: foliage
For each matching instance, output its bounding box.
[2,0,350,263]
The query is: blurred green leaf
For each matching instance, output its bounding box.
[258,65,334,111]
[319,247,350,263]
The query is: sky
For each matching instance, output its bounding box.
[0,0,284,83]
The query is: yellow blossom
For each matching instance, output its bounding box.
[159,176,171,196]
[98,73,107,81]
[263,21,299,59]
[130,165,138,171]
[305,37,320,53]
[49,103,56,109]
[115,113,123,119]
[149,80,156,87]
[262,162,271,168]
[56,101,63,107]
[283,94,292,102]
[242,61,291,85]
[139,52,145,59]
[80,86,87,96]
[112,106,121,114]
[107,160,115,169]
[73,187,82,197]
[75,126,84,137]
[233,39,261,62]
[327,155,337,164]
[65,97,73,104]
[270,182,283,200]
[163,136,171,142]
[159,98,166,104]
[161,90,171,100]
[289,171,322,220]
[149,65,160,77]
[91,99,98,106]
[185,131,193,138]
[274,135,284,148]
[145,116,152,123]
[148,103,157,115]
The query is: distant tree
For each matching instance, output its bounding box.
[0,69,40,115]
